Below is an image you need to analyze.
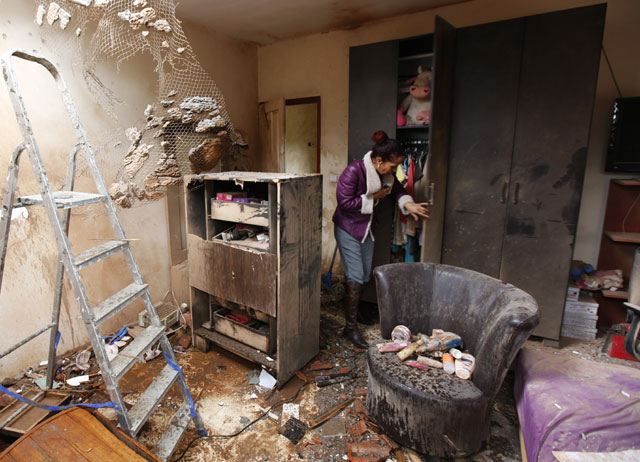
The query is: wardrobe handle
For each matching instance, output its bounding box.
[500,182,508,204]
[513,182,520,205]
[427,182,435,205]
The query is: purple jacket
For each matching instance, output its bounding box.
[333,154,412,242]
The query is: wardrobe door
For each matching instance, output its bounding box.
[348,41,398,301]
[441,19,523,277]
[420,16,457,264]
[348,41,398,163]
[500,4,606,340]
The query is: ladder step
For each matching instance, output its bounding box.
[110,325,165,380]
[154,402,193,462]
[128,364,180,436]
[73,240,128,270]
[14,191,106,209]
[94,283,148,325]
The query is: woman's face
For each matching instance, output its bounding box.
[373,153,404,176]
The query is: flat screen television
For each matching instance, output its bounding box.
[606,97,640,173]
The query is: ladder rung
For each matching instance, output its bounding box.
[73,240,128,270]
[94,283,148,325]
[14,191,106,209]
[128,364,180,436]
[0,323,55,359]
[110,325,165,380]
[154,402,193,461]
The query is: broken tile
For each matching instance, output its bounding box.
[309,360,334,371]
[347,441,390,462]
[279,417,308,444]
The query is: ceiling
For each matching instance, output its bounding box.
[175,0,470,45]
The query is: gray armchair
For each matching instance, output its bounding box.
[366,263,539,457]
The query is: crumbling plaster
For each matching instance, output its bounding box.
[0,0,258,377]
[257,0,640,273]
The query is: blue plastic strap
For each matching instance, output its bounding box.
[102,327,127,345]
[0,384,120,412]
[162,352,207,436]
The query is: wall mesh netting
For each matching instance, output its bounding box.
[33,0,244,207]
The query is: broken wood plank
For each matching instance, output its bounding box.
[0,390,68,437]
[307,397,355,429]
[0,407,159,461]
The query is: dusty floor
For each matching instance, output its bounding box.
[116,295,639,462]
[2,291,639,461]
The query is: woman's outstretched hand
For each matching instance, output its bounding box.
[406,202,430,221]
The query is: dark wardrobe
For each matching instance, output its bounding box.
[347,4,606,341]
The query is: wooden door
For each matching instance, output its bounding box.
[259,98,285,172]
[501,4,606,340]
[420,16,457,264]
[441,19,524,277]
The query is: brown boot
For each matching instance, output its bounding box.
[342,281,369,349]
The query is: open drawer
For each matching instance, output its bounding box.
[188,234,276,316]
[213,308,270,353]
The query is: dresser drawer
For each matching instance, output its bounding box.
[188,234,276,316]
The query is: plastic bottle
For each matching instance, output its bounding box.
[442,353,455,374]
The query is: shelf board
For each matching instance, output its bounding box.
[604,231,640,243]
[613,178,640,186]
[397,125,429,130]
[602,289,628,299]
[398,52,434,61]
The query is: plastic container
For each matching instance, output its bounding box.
[417,355,443,368]
[449,348,463,359]
[442,353,455,374]
[455,353,476,380]
[391,325,411,342]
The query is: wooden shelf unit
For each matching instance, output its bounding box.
[185,172,322,384]
[595,179,640,327]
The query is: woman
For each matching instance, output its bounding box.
[333,130,430,348]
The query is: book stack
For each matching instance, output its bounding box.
[561,289,599,340]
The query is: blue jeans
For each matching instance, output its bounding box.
[334,224,375,284]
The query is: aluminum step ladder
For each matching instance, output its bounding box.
[0,49,205,461]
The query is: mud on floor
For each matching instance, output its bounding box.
[104,295,524,462]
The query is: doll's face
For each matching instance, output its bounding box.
[374,154,404,176]
[410,85,430,100]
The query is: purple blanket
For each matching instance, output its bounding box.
[514,348,640,461]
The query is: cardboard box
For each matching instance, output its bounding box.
[566,285,580,301]
[216,191,248,202]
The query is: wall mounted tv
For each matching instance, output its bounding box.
[606,96,640,173]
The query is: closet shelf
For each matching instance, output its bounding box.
[604,231,640,243]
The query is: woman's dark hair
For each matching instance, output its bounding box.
[371,130,404,161]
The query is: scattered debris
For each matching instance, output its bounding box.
[259,369,277,390]
[308,397,355,429]
[151,19,171,32]
[347,441,390,462]
[58,7,71,29]
[75,349,91,371]
[46,2,61,26]
[310,360,335,371]
[35,4,46,26]
[279,417,309,444]
[66,375,90,387]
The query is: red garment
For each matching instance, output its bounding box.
[400,157,416,224]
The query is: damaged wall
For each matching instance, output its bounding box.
[257,0,640,272]
[0,0,258,377]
